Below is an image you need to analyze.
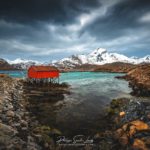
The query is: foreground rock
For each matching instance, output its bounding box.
[0,76,42,149]
[95,98,150,150]
[0,76,70,149]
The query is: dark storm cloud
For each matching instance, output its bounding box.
[83,0,150,41]
[0,0,101,60]
[75,0,150,56]
[0,0,101,24]
[0,0,150,61]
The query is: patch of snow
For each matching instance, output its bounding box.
[6,58,41,69]
[7,58,40,65]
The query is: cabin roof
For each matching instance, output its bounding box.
[30,66,59,72]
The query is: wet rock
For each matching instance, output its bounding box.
[15,113,22,120]
[147,113,150,119]
[115,120,149,140]
[115,100,147,126]
[20,120,28,127]
[105,98,150,149]
[3,104,13,111]
[119,133,129,146]
[130,120,149,131]
[21,127,28,131]
[51,128,62,135]
[0,77,40,149]
[0,123,18,146]
[143,137,150,146]
[115,128,124,139]
[119,111,125,117]
[6,110,15,118]
[44,142,49,148]
[0,123,17,135]
[12,123,21,128]
[32,125,56,149]
[132,139,148,150]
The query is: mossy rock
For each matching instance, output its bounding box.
[33,125,62,135]
[107,98,129,117]
[99,140,112,150]
[106,107,118,115]
[32,125,61,148]
[110,98,129,109]
[33,125,51,135]
[110,99,121,109]
[33,125,61,142]
[60,82,70,87]
[51,128,62,135]
[41,134,53,143]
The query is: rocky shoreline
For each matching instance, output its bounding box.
[94,98,150,150]
[116,64,150,97]
[0,75,69,149]
[0,75,39,149]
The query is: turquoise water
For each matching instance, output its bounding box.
[57,72,132,136]
[0,70,27,78]
[1,71,132,136]
[60,72,131,99]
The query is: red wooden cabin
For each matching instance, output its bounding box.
[28,66,60,79]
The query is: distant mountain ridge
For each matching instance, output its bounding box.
[0,58,18,70]
[54,48,150,68]
[7,58,41,70]
[1,48,150,70]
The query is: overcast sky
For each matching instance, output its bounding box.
[0,0,150,62]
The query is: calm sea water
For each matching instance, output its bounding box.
[56,72,132,136]
[0,70,27,78]
[0,71,132,136]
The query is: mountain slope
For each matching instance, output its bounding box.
[54,48,150,68]
[7,58,41,69]
[0,59,18,70]
[2,48,150,70]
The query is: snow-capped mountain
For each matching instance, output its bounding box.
[7,58,41,69]
[0,58,8,64]
[0,58,17,70]
[4,48,150,69]
[54,48,150,68]
[142,55,150,61]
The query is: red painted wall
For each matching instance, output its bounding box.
[28,67,59,79]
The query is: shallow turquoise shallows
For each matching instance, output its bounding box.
[0,70,27,78]
[60,71,131,99]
